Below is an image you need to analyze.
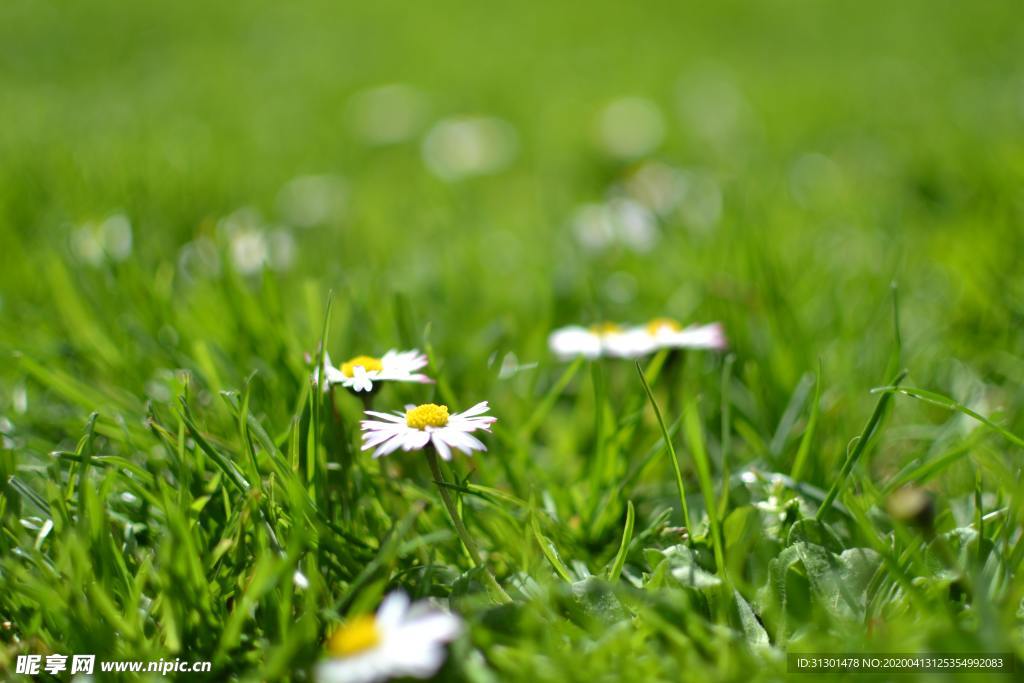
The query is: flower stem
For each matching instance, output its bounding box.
[425,449,512,604]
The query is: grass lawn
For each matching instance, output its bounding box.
[1,1,1023,680]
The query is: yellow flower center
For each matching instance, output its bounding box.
[326,614,381,657]
[406,403,450,429]
[589,322,622,337]
[646,317,681,334]
[341,355,383,378]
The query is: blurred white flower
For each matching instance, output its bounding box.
[348,84,429,145]
[623,162,688,216]
[218,206,263,238]
[230,230,269,275]
[70,226,104,266]
[277,175,347,227]
[628,318,728,354]
[177,237,222,281]
[12,384,27,414]
[571,198,657,252]
[596,97,665,159]
[316,592,462,683]
[219,208,297,274]
[571,203,616,250]
[293,570,310,590]
[100,214,133,261]
[70,213,132,265]
[421,116,518,180]
[548,323,638,360]
[549,319,727,360]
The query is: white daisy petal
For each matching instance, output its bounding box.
[453,401,490,418]
[604,328,656,358]
[397,611,463,644]
[363,411,406,423]
[432,436,453,461]
[403,429,432,451]
[378,643,445,679]
[376,591,410,630]
[362,429,399,450]
[548,326,602,360]
[374,433,408,457]
[322,365,347,385]
[663,322,728,350]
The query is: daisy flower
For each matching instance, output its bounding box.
[316,350,433,393]
[315,591,462,683]
[547,322,638,360]
[548,319,727,360]
[633,318,727,353]
[360,401,512,603]
[360,401,496,461]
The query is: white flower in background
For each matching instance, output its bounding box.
[100,214,133,260]
[277,175,347,227]
[629,318,728,353]
[230,229,269,275]
[548,323,639,360]
[177,237,222,281]
[348,84,430,145]
[570,203,616,251]
[315,592,462,683]
[360,401,496,460]
[220,207,298,274]
[549,319,727,360]
[571,198,657,253]
[619,163,722,232]
[421,116,518,181]
[623,161,688,216]
[596,97,665,159]
[316,350,433,393]
[70,225,104,266]
[70,213,133,265]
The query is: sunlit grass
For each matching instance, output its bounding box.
[1,1,1023,681]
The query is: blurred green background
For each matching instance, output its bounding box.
[1,1,1024,680]
[2,0,1023,394]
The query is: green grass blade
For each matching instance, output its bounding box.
[816,369,907,521]
[636,361,691,532]
[606,500,635,582]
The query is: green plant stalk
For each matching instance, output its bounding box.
[425,449,512,604]
[816,369,907,521]
[636,361,692,533]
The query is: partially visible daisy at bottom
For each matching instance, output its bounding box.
[316,592,462,683]
[360,401,496,461]
[315,349,433,393]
